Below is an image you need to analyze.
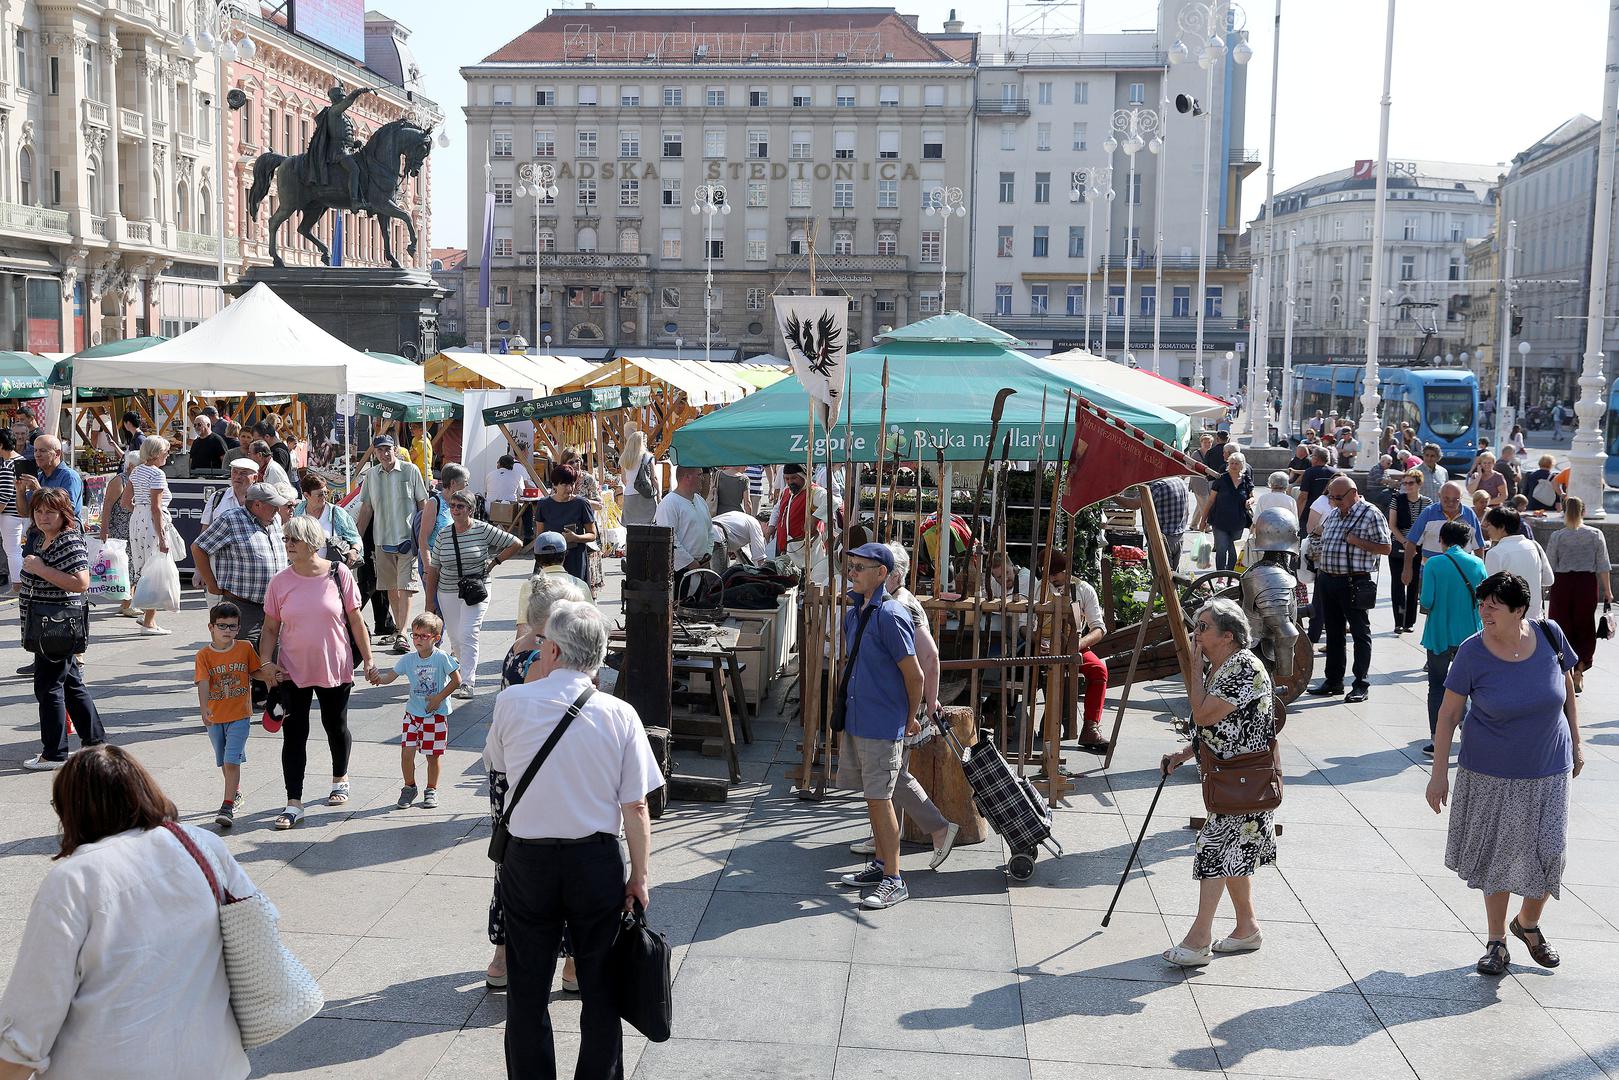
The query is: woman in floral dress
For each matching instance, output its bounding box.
[1160,596,1278,967]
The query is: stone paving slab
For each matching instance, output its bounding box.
[0,560,1617,1079]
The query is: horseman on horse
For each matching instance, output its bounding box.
[307,83,371,208]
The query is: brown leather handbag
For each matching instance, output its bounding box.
[1198,739,1284,816]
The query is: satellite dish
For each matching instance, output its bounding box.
[226,88,248,111]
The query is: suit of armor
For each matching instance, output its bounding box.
[1242,553,1300,677]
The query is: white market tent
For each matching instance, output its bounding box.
[71,282,425,396]
[426,348,596,395]
[1043,350,1231,421]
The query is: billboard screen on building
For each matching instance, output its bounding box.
[290,0,365,62]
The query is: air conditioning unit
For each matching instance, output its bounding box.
[835,52,848,61]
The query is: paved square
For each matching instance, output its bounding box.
[1,562,1616,1079]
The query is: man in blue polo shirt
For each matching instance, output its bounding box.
[1402,481,1482,593]
[17,435,84,525]
[835,542,925,911]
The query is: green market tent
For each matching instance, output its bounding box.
[482,384,653,426]
[360,353,462,422]
[48,336,168,397]
[0,352,56,399]
[668,313,1189,467]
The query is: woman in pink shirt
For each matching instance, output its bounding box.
[258,514,378,829]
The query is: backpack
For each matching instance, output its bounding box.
[633,454,656,500]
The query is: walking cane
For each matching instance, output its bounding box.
[1101,764,1171,928]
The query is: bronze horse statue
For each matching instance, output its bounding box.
[246,119,434,269]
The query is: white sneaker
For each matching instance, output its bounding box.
[453,686,475,700]
[849,837,876,856]
[22,754,66,771]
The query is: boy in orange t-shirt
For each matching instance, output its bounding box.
[195,601,264,828]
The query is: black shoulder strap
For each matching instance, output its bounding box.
[328,560,356,614]
[1442,551,1476,605]
[1535,619,1574,673]
[835,601,881,702]
[500,687,595,833]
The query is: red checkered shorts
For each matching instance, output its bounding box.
[402,712,448,756]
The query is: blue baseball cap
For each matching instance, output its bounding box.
[534,531,567,556]
[848,542,896,573]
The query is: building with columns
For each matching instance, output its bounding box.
[0,1,438,353]
[462,7,976,355]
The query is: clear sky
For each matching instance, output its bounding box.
[380,0,1610,250]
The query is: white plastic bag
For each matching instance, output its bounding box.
[85,538,131,603]
[132,554,182,612]
[1179,530,1214,576]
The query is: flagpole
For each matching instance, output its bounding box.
[482,143,493,353]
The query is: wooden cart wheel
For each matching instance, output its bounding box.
[1179,570,1243,617]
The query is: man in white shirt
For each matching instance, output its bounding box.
[485,600,663,1080]
[711,510,769,566]
[1482,506,1555,621]
[653,466,713,575]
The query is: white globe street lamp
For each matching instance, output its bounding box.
[1105,107,1161,366]
[1071,168,1113,354]
[924,186,967,311]
[516,162,559,346]
[690,183,730,361]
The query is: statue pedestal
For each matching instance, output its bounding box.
[227,266,445,359]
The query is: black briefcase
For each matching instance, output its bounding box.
[612,900,672,1042]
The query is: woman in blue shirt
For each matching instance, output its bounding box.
[1426,571,1585,977]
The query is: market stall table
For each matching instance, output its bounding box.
[610,623,752,783]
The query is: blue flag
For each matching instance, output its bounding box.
[331,212,344,267]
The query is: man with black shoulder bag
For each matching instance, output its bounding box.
[485,600,664,1079]
[1308,476,1393,704]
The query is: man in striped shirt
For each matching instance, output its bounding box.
[0,429,25,591]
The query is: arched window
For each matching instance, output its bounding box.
[86,157,101,216]
[833,229,853,256]
[876,230,897,257]
[176,181,190,229]
[18,148,33,205]
[1329,295,1342,325]
[537,228,556,252]
[577,225,598,252]
[618,226,640,254]
[198,184,211,236]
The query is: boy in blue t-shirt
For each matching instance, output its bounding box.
[370,612,460,808]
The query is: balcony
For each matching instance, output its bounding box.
[977,49,1167,68]
[122,220,153,244]
[0,201,70,237]
[1229,148,1261,165]
[1091,252,1254,273]
[976,97,1031,116]
[980,311,1250,343]
[119,108,145,138]
[519,251,648,270]
[773,253,910,273]
[151,119,168,141]
[176,231,240,259]
[82,99,110,129]
[178,132,199,156]
[89,216,108,239]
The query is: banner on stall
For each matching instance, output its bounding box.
[1060,397,1214,514]
[773,296,849,430]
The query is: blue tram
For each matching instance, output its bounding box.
[1290,364,1478,468]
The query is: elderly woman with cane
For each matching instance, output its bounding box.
[1158,597,1278,966]
[1427,571,1583,975]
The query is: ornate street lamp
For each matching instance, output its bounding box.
[516,161,559,346]
[690,183,730,361]
[1104,108,1162,365]
[1071,167,1114,355]
[924,186,967,310]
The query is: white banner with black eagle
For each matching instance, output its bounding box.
[773,295,850,430]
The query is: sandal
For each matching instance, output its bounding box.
[326,782,350,806]
[1510,918,1561,968]
[1163,944,1213,968]
[1476,939,1511,976]
[274,805,305,830]
[1213,930,1263,954]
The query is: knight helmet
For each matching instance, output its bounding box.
[1250,506,1301,554]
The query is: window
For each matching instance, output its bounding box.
[662,130,682,158]
[833,229,853,255]
[790,179,810,208]
[619,128,640,157]
[792,86,812,107]
[791,130,812,159]
[1363,217,1373,240]
[662,179,681,206]
[495,285,510,305]
[1331,253,1345,280]
[922,130,943,159]
[877,179,897,208]
[920,183,942,211]
[747,287,765,310]
[996,226,1014,257]
[994,285,1013,316]
[1402,216,1417,240]
[85,158,101,216]
[493,181,514,206]
[663,87,683,107]
[834,130,855,160]
[14,30,31,91]
[578,226,598,252]
[662,286,680,309]
[493,131,513,157]
[833,182,854,209]
[577,86,599,108]
[577,179,596,208]
[836,85,855,107]
[924,84,945,107]
[704,129,725,158]
[577,129,598,157]
[661,230,681,260]
[1068,226,1085,257]
[1129,173,1142,205]
[620,86,640,107]
[1299,295,1313,323]
[706,87,726,107]
[878,131,900,159]
[879,84,899,107]
[1140,286,1156,317]
[789,227,807,255]
[1034,173,1051,204]
[1128,82,1145,104]
[537,228,556,252]
[1330,295,1342,323]
[747,181,767,208]
[1448,256,1462,281]
[1362,252,1373,278]
[1204,286,1223,318]
[619,227,640,254]
[620,179,639,207]
[706,238,723,259]
[1073,80,1089,104]
[529,129,553,158]
[1022,284,1046,315]
[1066,284,1086,316]
[921,230,941,263]
[749,88,769,107]
[240,100,253,144]
[1399,254,1416,281]
[535,87,556,106]
[747,229,766,261]
[1173,286,1191,317]
[919,291,940,314]
[1450,218,1463,243]
[748,130,768,158]
[998,172,1015,203]
[494,232,513,257]
[1332,218,1343,240]
[1108,286,1125,316]
[1032,226,1049,258]
[877,230,897,256]
[1036,123,1051,151]
[1037,81,1053,105]
[1000,124,1016,152]
[1072,122,1087,151]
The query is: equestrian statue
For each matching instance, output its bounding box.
[246,83,435,269]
